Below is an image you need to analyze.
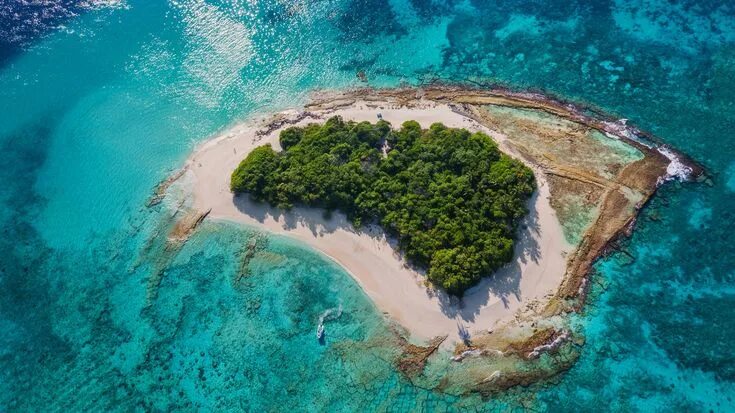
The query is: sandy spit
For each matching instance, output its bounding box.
[182,100,571,344]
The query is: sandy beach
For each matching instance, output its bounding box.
[182,100,572,343]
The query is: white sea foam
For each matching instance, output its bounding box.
[657,145,693,183]
[527,330,570,359]
[601,119,653,148]
[451,348,483,362]
[577,277,588,297]
[601,120,693,185]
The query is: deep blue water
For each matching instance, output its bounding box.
[1,0,734,411]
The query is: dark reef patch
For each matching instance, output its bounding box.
[0,119,64,408]
[337,0,407,41]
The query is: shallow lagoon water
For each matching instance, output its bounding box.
[1,0,734,411]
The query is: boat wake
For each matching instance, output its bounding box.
[316,303,343,341]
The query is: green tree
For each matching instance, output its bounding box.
[279,127,304,150]
[230,144,279,200]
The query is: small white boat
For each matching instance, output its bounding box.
[316,323,325,340]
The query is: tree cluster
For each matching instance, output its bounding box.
[231,116,535,295]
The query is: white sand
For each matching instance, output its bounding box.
[183,100,571,343]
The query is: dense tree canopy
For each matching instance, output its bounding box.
[231,116,535,295]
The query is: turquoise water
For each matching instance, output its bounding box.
[1,0,734,411]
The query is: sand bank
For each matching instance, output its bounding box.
[183,100,571,343]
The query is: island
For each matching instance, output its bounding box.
[154,86,703,396]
